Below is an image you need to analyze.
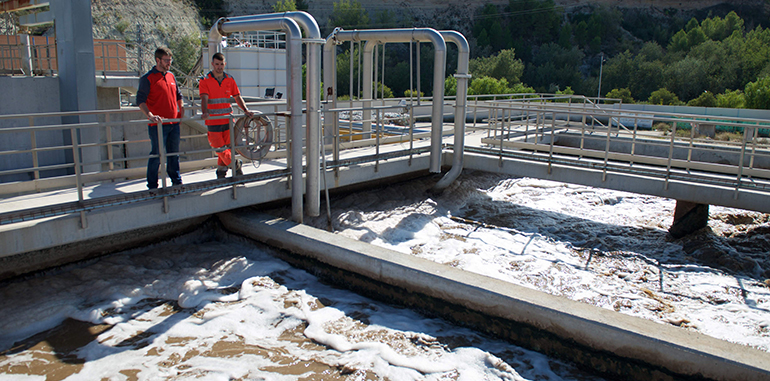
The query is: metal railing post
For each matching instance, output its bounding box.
[105,113,114,171]
[603,112,612,182]
[735,125,751,199]
[229,114,238,199]
[70,126,87,228]
[29,116,40,180]
[375,109,380,172]
[665,123,676,190]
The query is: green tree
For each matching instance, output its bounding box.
[404,89,425,98]
[510,82,536,96]
[167,32,202,80]
[506,0,561,43]
[525,43,583,92]
[473,4,501,48]
[716,89,745,108]
[575,20,589,46]
[468,48,524,85]
[335,45,362,98]
[663,56,709,101]
[689,40,740,93]
[375,82,394,98]
[602,51,634,96]
[648,88,683,105]
[468,76,513,98]
[444,76,457,97]
[739,26,770,85]
[328,0,369,32]
[687,91,717,107]
[193,0,227,28]
[272,0,296,12]
[744,76,770,109]
[606,88,634,104]
[372,9,398,28]
[637,41,664,62]
[687,27,707,48]
[489,21,506,51]
[668,30,689,52]
[558,23,572,49]
[630,60,665,101]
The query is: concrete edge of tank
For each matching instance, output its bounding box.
[218,210,770,381]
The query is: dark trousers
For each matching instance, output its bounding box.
[147,123,181,188]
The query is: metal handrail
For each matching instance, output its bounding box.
[0,107,293,195]
[4,94,770,225]
[474,98,770,198]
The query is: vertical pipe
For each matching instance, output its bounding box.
[217,12,323,217]
[216,16,305,222]
[417,41,421,105]
[363,40,375,139]
[431,30,470,192]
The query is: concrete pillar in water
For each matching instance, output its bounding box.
[669,200,709,238]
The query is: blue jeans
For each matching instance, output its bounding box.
[147,123,181,188]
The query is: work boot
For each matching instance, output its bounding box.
[235,159,243,176]
[216,165,228,179]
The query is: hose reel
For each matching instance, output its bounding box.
[234,112,273,161]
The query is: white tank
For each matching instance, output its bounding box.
[203,31,287,99]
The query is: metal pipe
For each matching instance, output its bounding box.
[210,16,305,222]
[221,12,323,217]
[330,28,446,172]
[431,30,470,193]
[323,28,341,148]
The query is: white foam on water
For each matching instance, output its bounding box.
[0,239,587,380]
[3,172,768,380]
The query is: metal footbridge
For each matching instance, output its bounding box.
[3,93,770,263]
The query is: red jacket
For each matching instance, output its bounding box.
[137,67,182,124]
[199,71,241,129]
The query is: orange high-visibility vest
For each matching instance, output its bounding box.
[199,71,241,129]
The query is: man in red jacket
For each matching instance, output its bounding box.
[137,47,184,189]
[199,52,253,179]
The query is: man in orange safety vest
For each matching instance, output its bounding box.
[199,52,253,178]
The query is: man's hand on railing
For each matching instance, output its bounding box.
[148,113,162,124]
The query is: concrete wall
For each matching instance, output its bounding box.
[0,76,66,182]
[611,103,770,127]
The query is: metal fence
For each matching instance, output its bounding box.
[469,94,770,198]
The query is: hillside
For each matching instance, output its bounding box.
[91,0,202,74]
[224,0,767,35]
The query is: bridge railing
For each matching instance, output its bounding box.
[0,106,294,196]
[0,96,447,225]
[471,96,770,198]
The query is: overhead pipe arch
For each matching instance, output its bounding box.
[215,12,323,217]
[209,16,306,222]
[323,28,447,173]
